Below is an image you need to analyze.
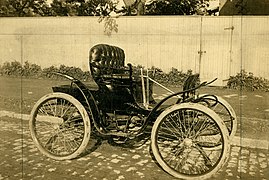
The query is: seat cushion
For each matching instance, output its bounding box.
[89,44,125,78]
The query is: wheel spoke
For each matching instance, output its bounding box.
[172,112,186,138]
[60,103,73,118]
[160,120,182,139]
[195,144,214,167]
[185,109,199,137]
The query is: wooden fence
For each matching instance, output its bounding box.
[0,16,268,86]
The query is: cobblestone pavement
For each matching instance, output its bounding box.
[0,117,268,180]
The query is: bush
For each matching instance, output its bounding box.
[42,65,60,79]
[226,70,269,91]
[0,60,93,81]
[42,65,91,81]
[22,61,42,77]
[132,65,195,87]
[0,61,195,86]
[0,61,23,76]
[58,65,87,80]
[0,61,43,77]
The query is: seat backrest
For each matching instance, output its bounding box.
[89,44,125,79]
[183,74,200,91]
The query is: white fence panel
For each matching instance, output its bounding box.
[0,17,268,86]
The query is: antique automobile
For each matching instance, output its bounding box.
[29,44,237,179]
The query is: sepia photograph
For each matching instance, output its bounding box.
[0,0,268,179]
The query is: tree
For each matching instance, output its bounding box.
[145,0,209,15]
[49,0,117,16]
[234,0,249,15]
[0,0,119,34]
[50,0,84,16]
[48,0,118,35]
[0,0,212,35]
[116,0,146,15]
[0,0,52,17]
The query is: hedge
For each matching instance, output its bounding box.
[0,61,195,86]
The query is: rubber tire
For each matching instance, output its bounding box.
[151,103,230,180]
[29,92,91,160]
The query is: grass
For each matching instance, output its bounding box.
[154,84,269,120]
[0,77,69,114]
[0,76,268,141]
[0,76,268,120]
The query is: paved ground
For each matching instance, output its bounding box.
[0,115,268,180]
[0,89,268,180]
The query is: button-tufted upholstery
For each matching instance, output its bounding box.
[88,44,155,105]
[89,44,126,79]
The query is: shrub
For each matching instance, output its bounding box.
[226,70,269,91]
[42,65,60,79]
[0,61,43,77]
[0,61,195,86]
[22,61,42,77]
[58,64,87,80]
[0,61,23,76]
[132,65,195,87]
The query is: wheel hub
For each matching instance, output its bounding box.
[183,138,193,148]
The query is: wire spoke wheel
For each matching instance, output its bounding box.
[151,103,230,180]
[29,93,91,160]
[198,94,237,138]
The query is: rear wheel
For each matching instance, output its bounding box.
[29,93,91,160]
[198,94,237,139]
[151,103,230,180]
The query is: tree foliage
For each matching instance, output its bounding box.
[0,0,51,16]
[0,0,117,16]
[0,0,119,35]
[1,0,211,16]
[145,0,209,15]
[234,0,249,15]
[0,0,212,34]
[49,0,115,16]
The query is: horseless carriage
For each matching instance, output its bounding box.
[29,44,237,179]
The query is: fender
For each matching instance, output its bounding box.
[146,78,217,123]
[51,72,108,134]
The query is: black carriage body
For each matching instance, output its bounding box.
[52,82,137,113]
[52,44,155,123]
[51,44,206,136]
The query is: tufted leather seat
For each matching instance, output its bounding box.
[88,44,155,106]
[89,44,127,79]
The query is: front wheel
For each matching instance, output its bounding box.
[29,92,91,160]
[151,103,230,180]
